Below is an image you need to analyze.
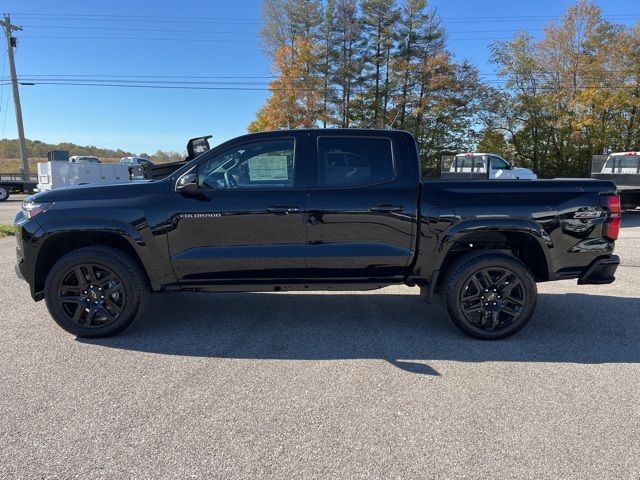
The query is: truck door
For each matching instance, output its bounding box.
[305,135,416,279]
[167,136,309,281]
[489,155,513,179]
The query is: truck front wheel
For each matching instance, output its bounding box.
[44,246,148,338]
[0,186,9,201]
[443,251,537,340]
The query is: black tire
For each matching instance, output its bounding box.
[442,251,537,340]
[0,186,9,201]
[44,246,148,338]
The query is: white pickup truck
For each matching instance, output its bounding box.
[442,153,538,180]
[592,151,640,209]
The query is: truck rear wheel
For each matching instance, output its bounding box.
[44,246,148,338]
[442,251,537,340]
[0,186,9,201]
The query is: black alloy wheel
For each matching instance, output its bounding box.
[459,267,526,331]
[44,246,148,337]
[56,263,126,328]
[443,251,537,340]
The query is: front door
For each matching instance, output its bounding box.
[167,137,308,282]
[489,155,513,179]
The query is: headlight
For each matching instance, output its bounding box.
[22,198,53,219]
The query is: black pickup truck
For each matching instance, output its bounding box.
[14,129,621,340]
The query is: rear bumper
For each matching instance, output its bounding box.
[577,255,620,285]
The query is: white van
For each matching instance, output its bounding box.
[448,153,537,180]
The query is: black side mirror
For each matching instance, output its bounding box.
[177,173,199,194]
[186,135,212,161]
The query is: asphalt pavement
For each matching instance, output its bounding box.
[0,212,639,479]
[0,193,27,224]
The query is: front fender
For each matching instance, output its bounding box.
[28,210,176,298]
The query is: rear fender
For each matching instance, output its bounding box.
[410,218,553,288]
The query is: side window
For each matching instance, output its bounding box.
[197,139,295,190]
[473,155,487,172]
[318,137,394,187]
[490,156,509,170]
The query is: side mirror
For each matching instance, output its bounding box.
[186,135,212,161]
[177,173,199,194]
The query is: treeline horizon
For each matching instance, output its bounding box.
[250,0,640,178]
[0,138,185,165]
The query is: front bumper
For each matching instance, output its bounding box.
[577,255,620,285]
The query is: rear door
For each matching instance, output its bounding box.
[167,135,310,282]
[305,134,417,279]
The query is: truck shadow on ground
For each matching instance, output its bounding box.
[79,291,640,375]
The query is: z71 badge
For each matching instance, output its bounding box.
[574,210,602,218]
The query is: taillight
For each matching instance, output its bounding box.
[600,194,621,240]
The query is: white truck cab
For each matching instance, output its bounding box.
[450,153,537,180]
[601,152,640,174]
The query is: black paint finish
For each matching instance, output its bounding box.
[15,129,619,301]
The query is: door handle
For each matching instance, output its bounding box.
[267,206,300,214]
[370,205,404,213]
[308,214,322,225]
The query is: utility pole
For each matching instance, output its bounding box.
[0,14,29,180]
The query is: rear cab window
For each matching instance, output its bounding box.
[317,137,395,187]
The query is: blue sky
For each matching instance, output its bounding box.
[0,0,637,154]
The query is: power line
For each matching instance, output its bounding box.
[11,11,639,21]
[3,74,276,79]
[18,24,561,35]
[0,81,280,91]
[21,24,259,34]
[21,35,258,43]
[19,34,547,43]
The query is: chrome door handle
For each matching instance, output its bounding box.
[370,205,404,213]
[267,206,300,214]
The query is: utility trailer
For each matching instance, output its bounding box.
[36,162,130,192]
[0,172,37,201]
[591,153,640,210]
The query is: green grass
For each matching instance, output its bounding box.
[0,224,18,237]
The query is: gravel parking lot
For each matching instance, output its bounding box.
[1,212,639,479]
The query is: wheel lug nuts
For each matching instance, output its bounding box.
[101,295,104,299]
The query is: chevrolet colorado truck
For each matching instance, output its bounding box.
[14,129,621,340]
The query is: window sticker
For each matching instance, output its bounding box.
[248,155,289,181]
